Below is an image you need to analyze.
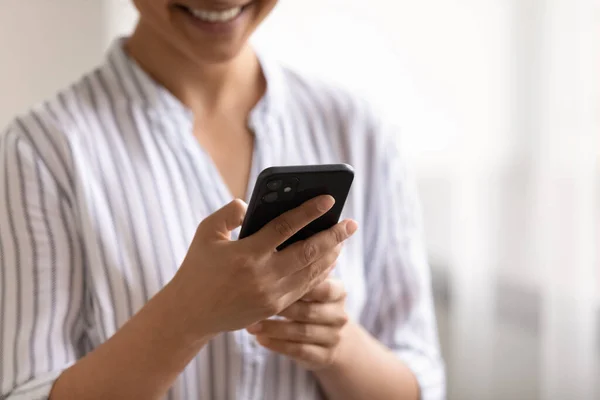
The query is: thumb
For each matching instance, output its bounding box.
[198,199,247,240]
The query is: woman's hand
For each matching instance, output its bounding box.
[246,279,350,371]
[172,197,358,339]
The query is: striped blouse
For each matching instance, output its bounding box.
[0,39,445,400]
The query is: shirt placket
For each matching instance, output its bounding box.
[239,109,274,400]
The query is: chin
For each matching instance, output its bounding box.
[166,1,261,64]
[189,42,247,64]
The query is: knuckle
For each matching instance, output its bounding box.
[273,219,294,238]
[287,303,302,319]
[302,242,318,264]
[332,226,346,244]
[338,313,349,326]
[298,323,311,339]
[300,303,315,320]
[303,304,315,320]
[293,344,308,358]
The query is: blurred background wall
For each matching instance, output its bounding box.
[1,0,599,399]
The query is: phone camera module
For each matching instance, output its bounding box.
[283,186,292,193]
[262,192,279,203]
[267,180,283,190]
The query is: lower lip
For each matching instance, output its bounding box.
[178,5,251,35]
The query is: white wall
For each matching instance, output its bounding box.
[533,1,600,398]
[256,0,516,170]
[0,0,109,126]
[105,0,138,39]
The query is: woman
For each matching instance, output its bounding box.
[0,1,444,399]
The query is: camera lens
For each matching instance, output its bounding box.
[262,192,278,203]
[267,180,283,190]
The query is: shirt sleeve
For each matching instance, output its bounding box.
[358,111,446,399]
[0,119,85,399]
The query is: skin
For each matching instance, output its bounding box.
[50,1,421,399]
[249,279,422,400]
[51,197,357,399]
[126,0,276,198]
[247,279,350,371]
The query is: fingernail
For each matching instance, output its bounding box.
[317,196,335,212]
[346,220,358,235]
[247,323,263,334]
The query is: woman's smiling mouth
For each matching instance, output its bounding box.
[174,2,253,25]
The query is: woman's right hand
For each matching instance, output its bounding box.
[171,195,358,338]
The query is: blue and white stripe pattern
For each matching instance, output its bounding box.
[0,38,445,399]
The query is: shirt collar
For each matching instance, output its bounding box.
[104,37,285,128]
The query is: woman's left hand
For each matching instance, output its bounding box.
[246,279,349,371]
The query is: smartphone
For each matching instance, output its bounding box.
[239,164,354,250]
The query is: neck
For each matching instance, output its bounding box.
[126,21,265,117]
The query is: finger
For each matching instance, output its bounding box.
[302,279,347,303]
[248,320,341,346]
[315,263,337,286]
[197,199,247,240]
[277,244,342,304]
[255,336,332,367]
[274,219,358,276]
[248,195,335,251]
[278,301,348,326]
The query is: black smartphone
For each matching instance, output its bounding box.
[239,164,354,250]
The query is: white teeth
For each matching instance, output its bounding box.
[189,6,242,23]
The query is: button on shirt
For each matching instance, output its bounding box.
[0,39,445,399]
